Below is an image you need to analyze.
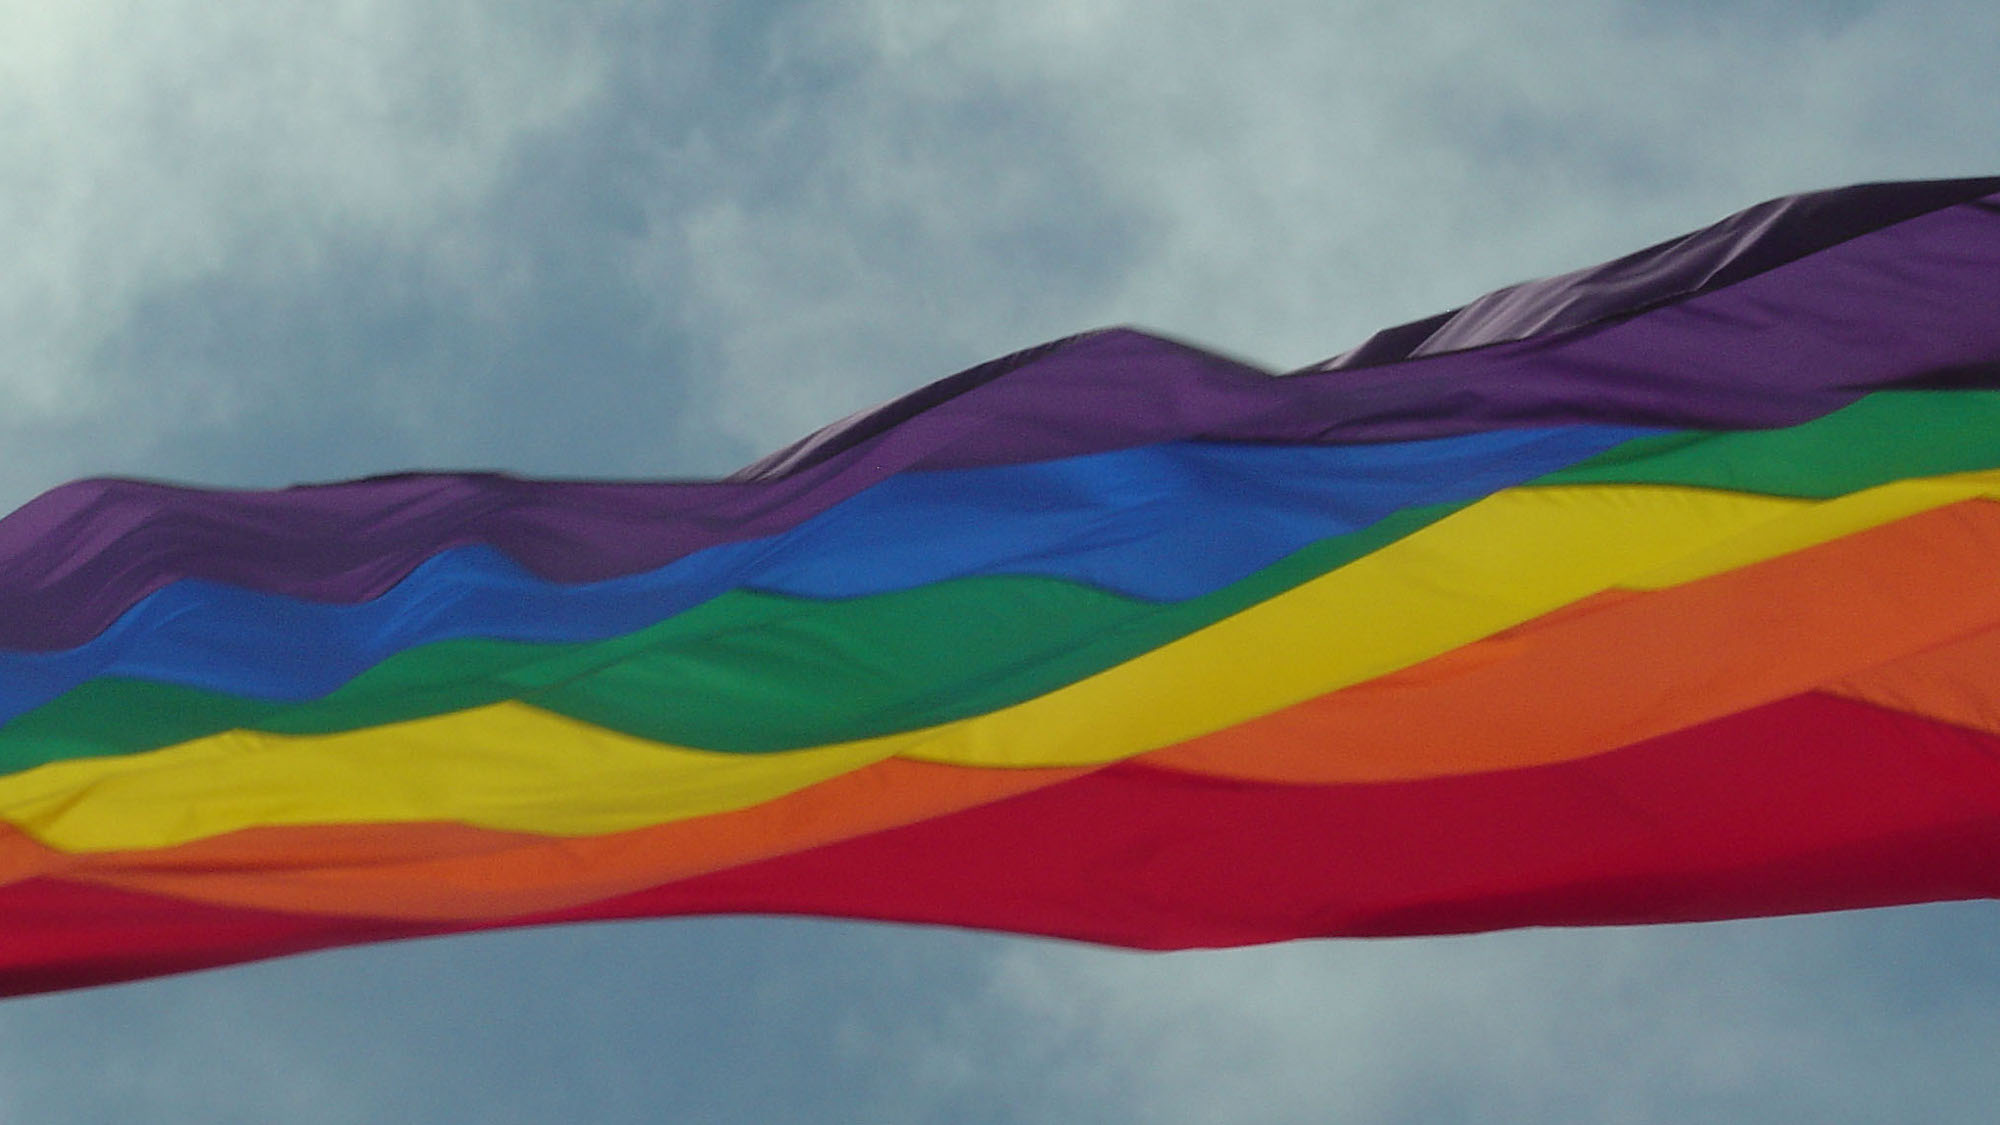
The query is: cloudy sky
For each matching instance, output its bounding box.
[3,1,1998,1120]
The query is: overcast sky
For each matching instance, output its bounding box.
[3,1,1998,1120]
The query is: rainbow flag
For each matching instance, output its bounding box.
[3,177,1999,995]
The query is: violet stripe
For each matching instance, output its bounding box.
[1,181,1996,652]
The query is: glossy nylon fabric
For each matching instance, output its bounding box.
[0,423,1645,716]
[8,470,2000,854]
[11,493,2000,787]
[3,183,1999,652]
[10,497,2000,923]
[8,388,2000,751]
[2,690,1996,997]
[1,176,1999,996]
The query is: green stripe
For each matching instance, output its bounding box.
[8,388,2000,772]
[1540,391,2000,495]
[0,505,1455,769]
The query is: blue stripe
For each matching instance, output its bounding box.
[0,425,1650,719]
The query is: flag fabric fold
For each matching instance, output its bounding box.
[3,176,1999,995]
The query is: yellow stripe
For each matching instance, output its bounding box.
[891,473,2000,768]
[5,472,1995,854]
[1622,472,2000,588]
[4,710,890,852]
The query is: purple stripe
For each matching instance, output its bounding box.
[2,180,1997,651]
[1323,176,2000,368]
[845,184,2000,466]
[751,178,2000,476]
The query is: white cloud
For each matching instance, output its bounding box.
[653,0,2000,456]
[0,1,604,499]
[917,909,2000,1123]
[2,3,1998,1121]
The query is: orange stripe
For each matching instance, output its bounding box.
[1822,626,2000,734]
[39,500,2000,918]
[1145,499,2000,782]
[0,826,74,886]
[53,758,1091,921]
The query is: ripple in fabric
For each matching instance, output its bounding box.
[2,176,1999,995]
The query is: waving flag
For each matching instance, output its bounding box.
[3,177,1999,995]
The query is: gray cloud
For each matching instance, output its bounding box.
[0,1,606,503]
[2,2,1997,1122]
[896,906,2000,1123]
[658,0,2000,455]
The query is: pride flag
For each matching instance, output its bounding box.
[2,177,1999,995]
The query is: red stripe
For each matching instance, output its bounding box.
[4,692,1997,994]
[0,879,449,995]
[546,691,2000,944]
